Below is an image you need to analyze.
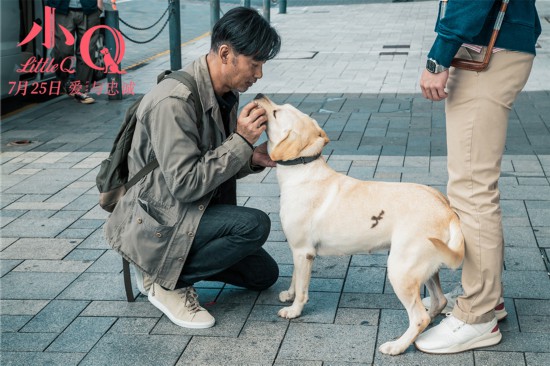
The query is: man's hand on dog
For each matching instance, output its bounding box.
[252,141,276,168]
[237,102,268,145]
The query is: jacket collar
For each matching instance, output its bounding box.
[188,55,239,138]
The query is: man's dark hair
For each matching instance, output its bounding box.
[211,7,281,61]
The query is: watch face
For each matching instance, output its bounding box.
[426,59,436,73]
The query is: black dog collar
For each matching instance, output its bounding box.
[275,153,322,166]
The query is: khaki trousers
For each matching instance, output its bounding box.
[446,47,534,324]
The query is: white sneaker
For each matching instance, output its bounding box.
[134,266,152,296]
[148,285,215,329]
[422,285,507,321]
[415,314,501,354]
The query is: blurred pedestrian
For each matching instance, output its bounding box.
[47,0,103,103]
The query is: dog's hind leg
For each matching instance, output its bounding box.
[379,252,431,355]
[278,249,315,319]
[425,271,447,320]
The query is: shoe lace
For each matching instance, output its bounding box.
[180,287,202,313]
[443,312,465,332]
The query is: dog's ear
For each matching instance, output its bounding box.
[269,130,303,161]
[319,128,330,146]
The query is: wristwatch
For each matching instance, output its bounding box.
[426,58,448,74]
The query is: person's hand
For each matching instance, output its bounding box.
[236,102,267,145]
[252,141,276,168]
[420,69,449,101]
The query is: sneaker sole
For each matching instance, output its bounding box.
[148,292,215,329]
[415,328,502,354]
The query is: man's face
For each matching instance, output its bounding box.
[226,51,265,93]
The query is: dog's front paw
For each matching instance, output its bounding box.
[379,340,408,356]
[279,290,295,303]
[278,306,301,319]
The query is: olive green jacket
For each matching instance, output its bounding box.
[104,55,259,289]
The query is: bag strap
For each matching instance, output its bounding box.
[124,71,202,191]
[124,159,159,190]
[163,70,203,121]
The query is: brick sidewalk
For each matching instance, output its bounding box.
[1,1,549,365]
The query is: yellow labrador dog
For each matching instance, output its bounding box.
[254,94,464,355]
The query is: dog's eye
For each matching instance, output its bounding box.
[273,110,277,118]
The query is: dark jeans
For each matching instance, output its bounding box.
[52,9,100,88]
[176,205,278,291]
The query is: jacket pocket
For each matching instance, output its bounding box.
[120,199,175,273]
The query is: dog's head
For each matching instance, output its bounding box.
[254,93,330,162]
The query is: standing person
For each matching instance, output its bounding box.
[104,7,281,329]
[47,0,103,104]
[415,0,541,353]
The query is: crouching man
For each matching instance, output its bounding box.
[104,7,281,328]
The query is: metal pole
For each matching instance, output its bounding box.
[263,0,270,22]
[104,9,122,100]
[168,0,181,70]
[210,0,220,29]
[279,0,287,14]
[241,0,251,7]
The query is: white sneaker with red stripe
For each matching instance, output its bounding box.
[415,314,502,354]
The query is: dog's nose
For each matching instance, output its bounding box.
[254,93,265,100]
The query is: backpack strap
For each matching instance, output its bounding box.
[125,71,202,192]
[124,159,159,190]
[162,70,203,122]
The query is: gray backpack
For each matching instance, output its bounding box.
[96,70,202,212]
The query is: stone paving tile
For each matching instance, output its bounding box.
[85,249,123,273]
[152,302,252,337]
[4,169,89,195]
[484,331,550,353]
[80,334,189,366]
[57,273,127,301]
[0,332,58,352]
[334,308,380,327]
[12,259,92,273]
[505,247,547,271]
[216,288,260,305]
[1,216,76,238]
[1,272,78,300]
[46,316,117,353]
[0,259,22,277]
[344,266,386,293]
[178,336,280,365]
[502,271,550,299]
[0,237,17,250]
[81,300,161,318]
[1,315,33,332]
[1,351,85,366]
[0,238,80,260]
[525,353,550,366]
[279,323,377,364]
[77,228,110,250]
[339,292,404,310]
[473,351,527,366]
[108,317,159,334]
[21,300,89,333]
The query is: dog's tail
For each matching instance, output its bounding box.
[428,215,464,269]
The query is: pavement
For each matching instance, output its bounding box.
[1,1,550,365]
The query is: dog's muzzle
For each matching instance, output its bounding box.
[254,93,265,100]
